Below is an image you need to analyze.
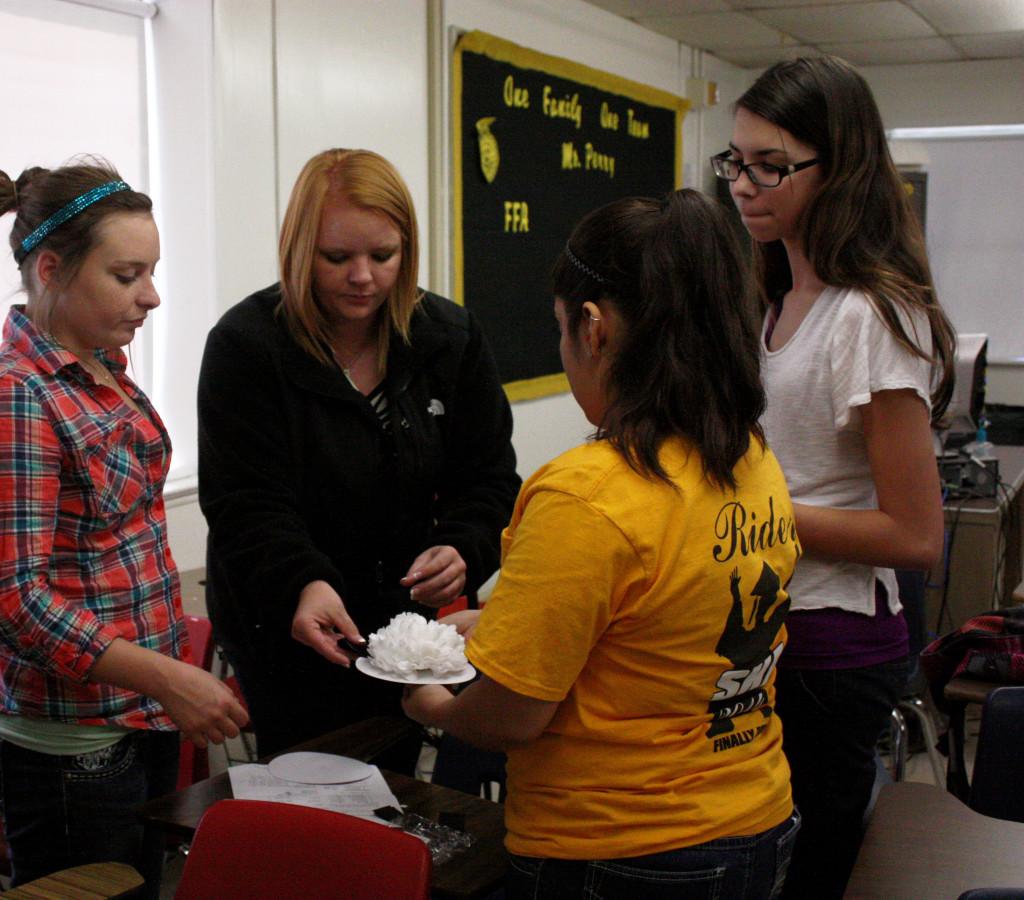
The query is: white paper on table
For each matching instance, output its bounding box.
[227,763,402,825]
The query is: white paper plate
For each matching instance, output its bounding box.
[355,656,477,685]
[267,752,376,785]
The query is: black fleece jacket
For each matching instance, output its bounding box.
[197,285,520,663]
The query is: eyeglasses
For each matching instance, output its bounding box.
[711,151,820,188]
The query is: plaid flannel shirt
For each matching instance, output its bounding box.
[0,306,187,729]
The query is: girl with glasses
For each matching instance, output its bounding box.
[719,56,956,898]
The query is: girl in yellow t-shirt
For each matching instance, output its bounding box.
[404,189,801,899]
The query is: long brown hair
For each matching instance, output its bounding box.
[737,56,955,420]
[277,149,421,368]
[552,189,765,490]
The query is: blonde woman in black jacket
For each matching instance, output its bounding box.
[198,149,519,767]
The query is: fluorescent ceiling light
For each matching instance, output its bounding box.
[887,125,1024,140]
[63,0,158,18]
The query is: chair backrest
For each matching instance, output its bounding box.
[957,890,1024,900]
[174,799,432,900]
[184,614,215,672]
[968,685,1024,823]
[177,615,215,789]
[432,731,507,802]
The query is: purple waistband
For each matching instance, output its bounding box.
[781,582,908,670]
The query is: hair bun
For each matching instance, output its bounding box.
[0,169,16,217]
[1,166,49,217]
[15,166,48,197]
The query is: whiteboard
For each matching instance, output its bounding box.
[911,136,1024,363]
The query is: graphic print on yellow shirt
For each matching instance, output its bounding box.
[708,560,790,745]
[467,437,800,860]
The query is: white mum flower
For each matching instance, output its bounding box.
[367,612,466,676]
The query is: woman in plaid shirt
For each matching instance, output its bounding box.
[0,161,247,896]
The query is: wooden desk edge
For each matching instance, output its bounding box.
[944,676,1006,705]
[4,861,144,899]
[845,781,1024,899]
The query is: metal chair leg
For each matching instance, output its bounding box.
[213,646,259,765]
[889,707,908,782]
[898,696,946,785]
[237,729,258,763]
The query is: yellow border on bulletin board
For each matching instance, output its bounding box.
[452,30,689,403]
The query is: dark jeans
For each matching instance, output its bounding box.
[0,729,179,898]
[775,658,907,900]
[506,812,800,900]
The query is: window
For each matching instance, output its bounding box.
[1,0,212,494]
[0,0,151,381]
[0,0,149,294]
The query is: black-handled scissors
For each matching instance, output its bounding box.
[338,637,370,658]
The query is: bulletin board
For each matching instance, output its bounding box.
[453,30,688,401]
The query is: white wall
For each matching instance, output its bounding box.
[694,51,754,195]
[863,58,1024,407]
[275,1,432,278]
[166,0,746,572]
[211,0,278,314]
[913,138,1024,362]
[862,59,1024,129]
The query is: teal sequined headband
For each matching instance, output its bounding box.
[14,180,131,266]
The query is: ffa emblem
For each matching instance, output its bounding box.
[476,117,500,184]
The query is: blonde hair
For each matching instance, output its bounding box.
[277,149,421,367]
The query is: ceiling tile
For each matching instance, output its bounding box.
[951,30,1024,58]
[582,0,1024,65]
[640,11,790,48]
[713,44,823,68]
[751,1,935,44]
[907,0,1024,36]
[819,36,963,65]
[586,0,729,17]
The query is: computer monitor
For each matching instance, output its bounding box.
[939,333,988,450]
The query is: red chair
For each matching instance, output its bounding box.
[174,799,431,900]
[178,615,215,788]
[216,658,258,764]
[438,594,471,617]
[184,614,216,671]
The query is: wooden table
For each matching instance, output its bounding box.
[944,675,1003,707]
[4,862,143,899]
[845,781,1024,899]
[139,717,507,900]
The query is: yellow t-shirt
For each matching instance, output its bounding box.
[467,437,801,859]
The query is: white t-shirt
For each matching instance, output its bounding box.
[761,285,933,615]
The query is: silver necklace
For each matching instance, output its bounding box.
[82,358,117,388]
[331,342,371,375]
